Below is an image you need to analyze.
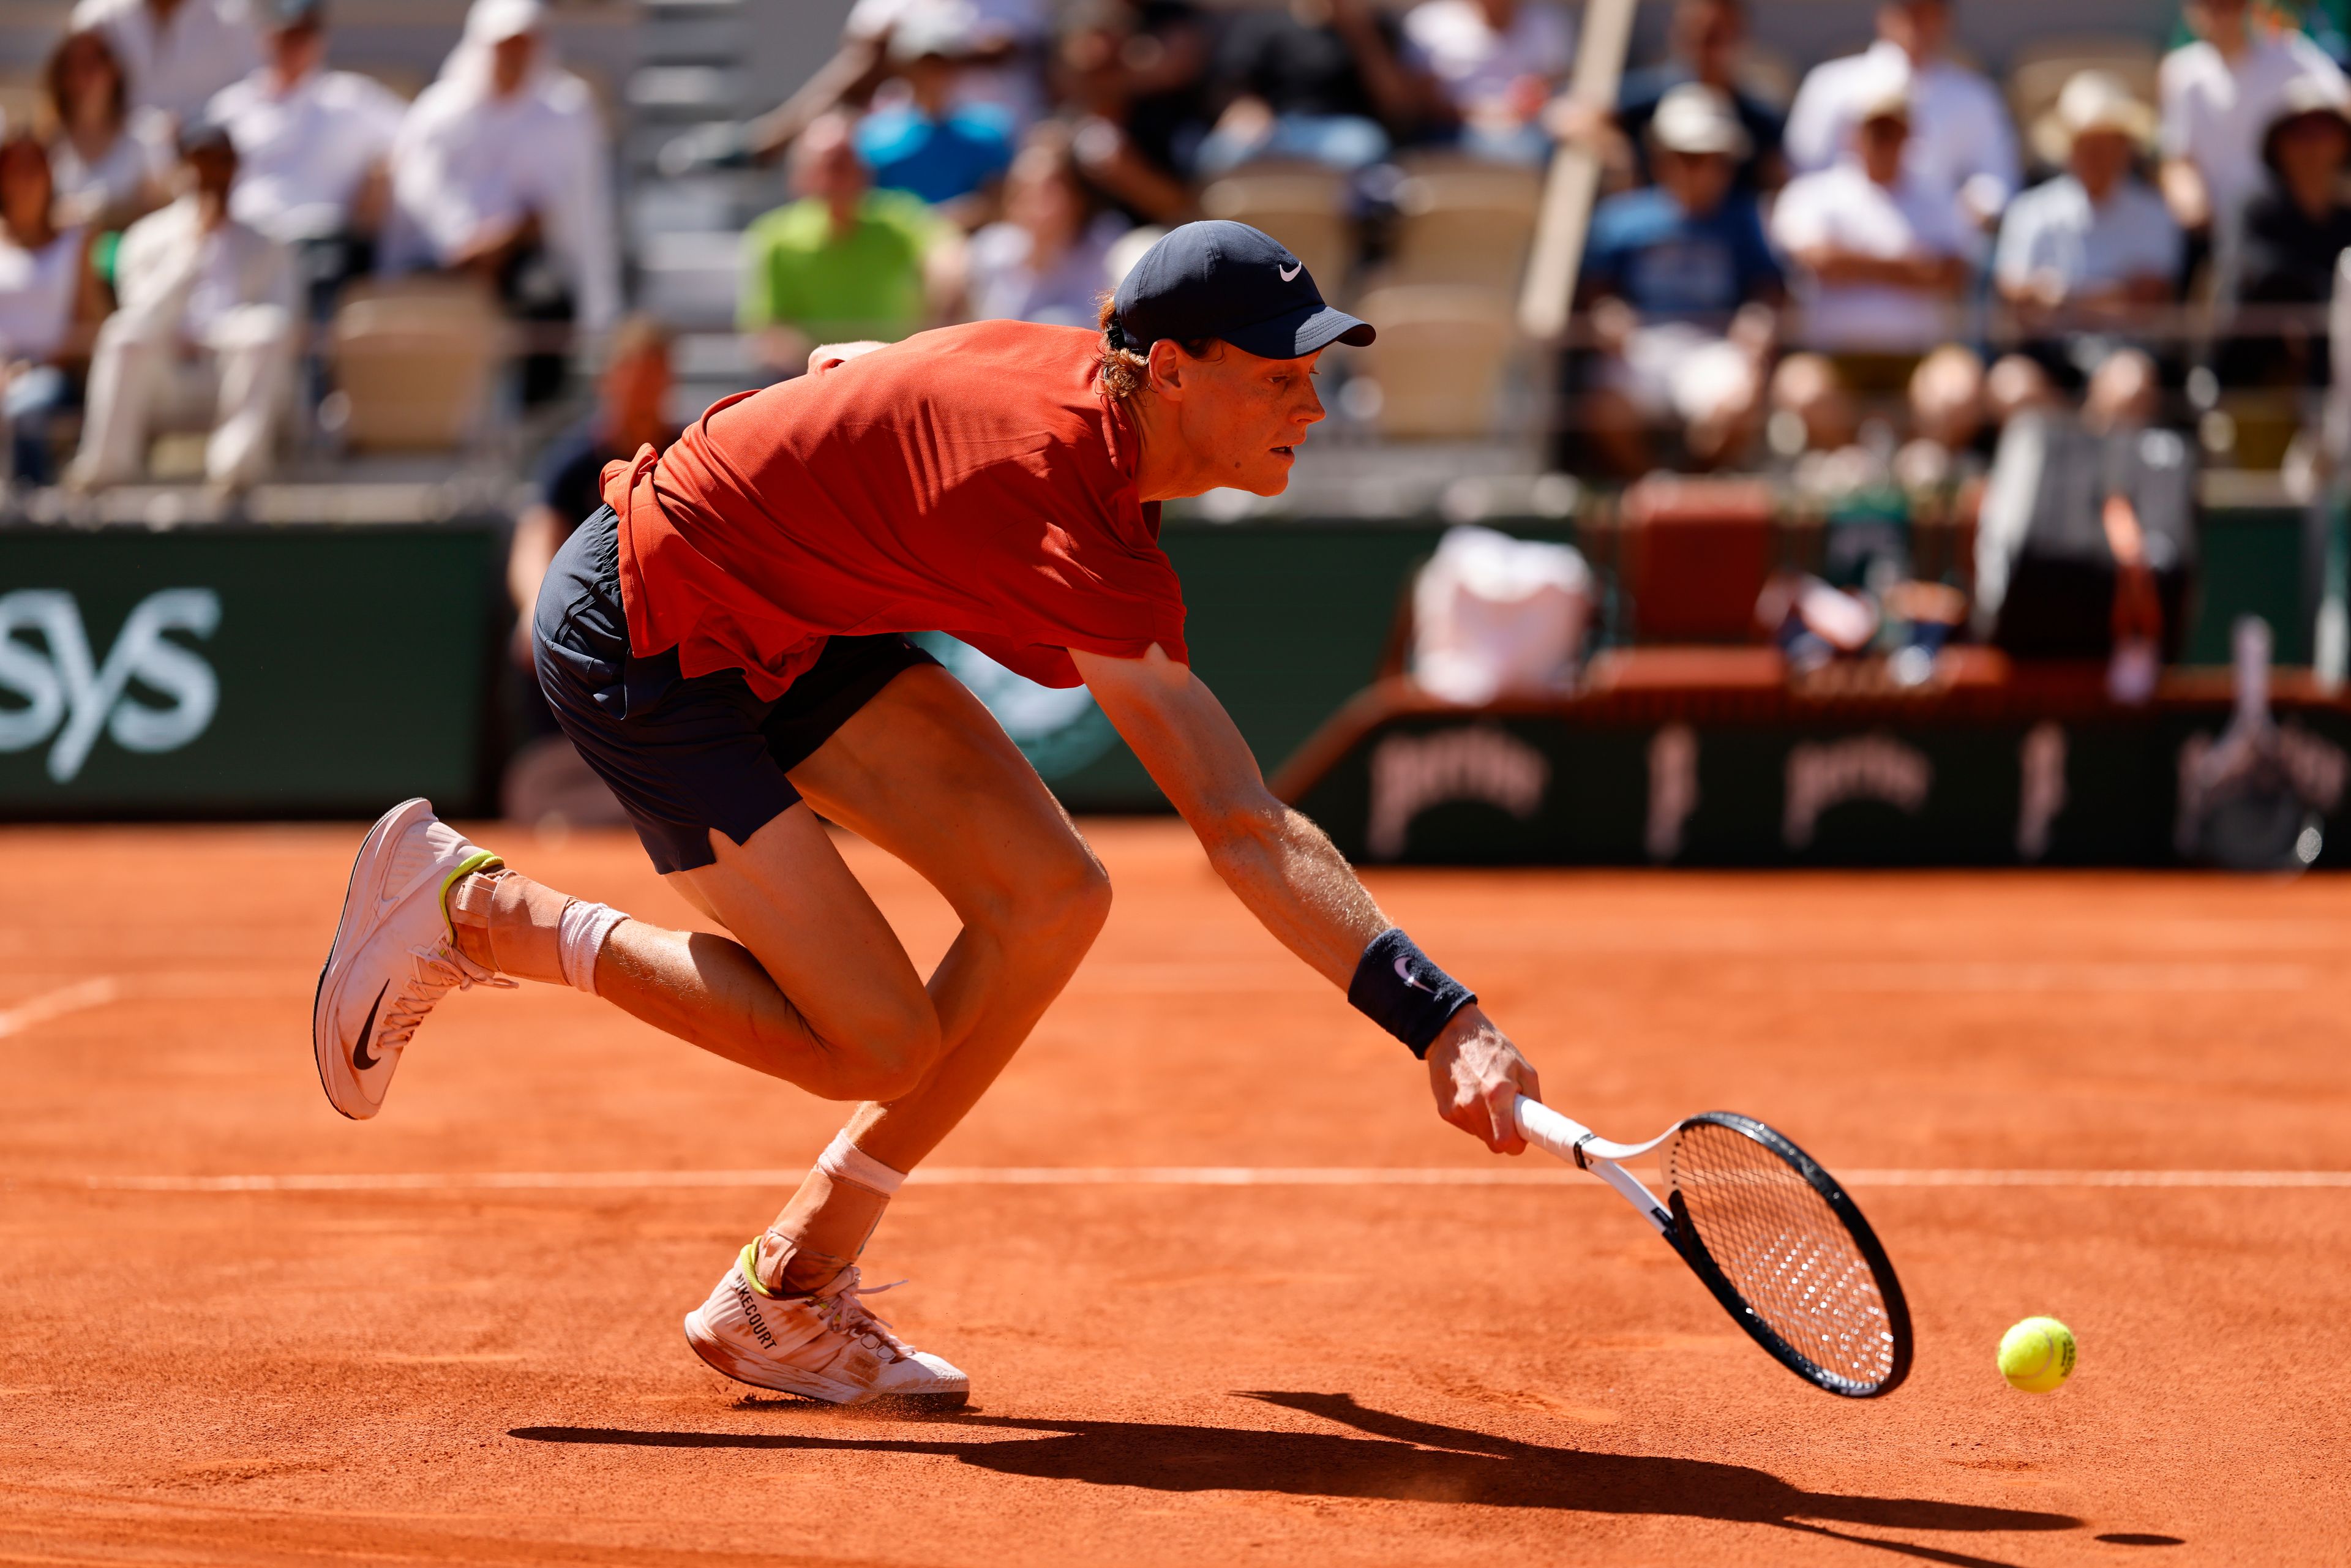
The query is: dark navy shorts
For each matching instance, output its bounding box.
[533,504,937,874]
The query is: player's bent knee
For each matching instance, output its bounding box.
[1055,855,1114,944]
[821,997,945,1101]
[996,841,1112,954]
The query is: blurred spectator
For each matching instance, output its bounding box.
[382,0,620,392]
[1197,0,1445,175]
[848,0,1053,132]
[856,8,1017,219]
[1996,72,2181,381]
[741,112,959,375]
[208,0,403,315]
[1615,0,1785,192]
[964,124,1130,324]
[1402,0,1574,164]
[1770,87,1969,364]
[1051,0,1209,194]
[1984,350,2060,423]
[1579,85,1782,475]
[509,317,676,658]
[42,28,173,230]
[0,135,105,486]
[66,121,295,493]
[1783,0,2017,229]
[1900,342,1989,475]
[70,0,262,126]
[2219,78,2351,386]
[738,0,1052,168]
[2159,0,2349,238]
[1768,351,1857,456]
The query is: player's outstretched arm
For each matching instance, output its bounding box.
[1074,645,1540,1152]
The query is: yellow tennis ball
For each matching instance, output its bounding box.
[1997,1316,2077,1393]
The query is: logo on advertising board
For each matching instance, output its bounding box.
[1367,724,1549,860]
[0,588,222,783]
[1782,733,1932,849]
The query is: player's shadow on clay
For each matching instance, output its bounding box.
[514,1390,2101,1568]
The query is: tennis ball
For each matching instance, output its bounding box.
[1997,1316,2077,1394]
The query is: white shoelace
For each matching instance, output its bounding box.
[809,1267,915,1363]
[377,942,516,1052]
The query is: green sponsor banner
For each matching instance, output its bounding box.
[0,524,502,817]
[1289,705,2351,867]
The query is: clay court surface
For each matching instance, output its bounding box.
[3,821,2348,1566]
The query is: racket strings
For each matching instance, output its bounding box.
[1667,1122,1897,1390]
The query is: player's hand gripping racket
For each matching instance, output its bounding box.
[1514,1097,1912,1397]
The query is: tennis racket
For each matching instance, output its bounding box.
[1514,1096,1912,1398]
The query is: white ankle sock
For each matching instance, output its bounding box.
[817,1130,907,1196]
[556,900,628,996]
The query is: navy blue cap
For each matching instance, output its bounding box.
[1111,220,1374,360]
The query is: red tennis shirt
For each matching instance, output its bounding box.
[602,319,1188,702]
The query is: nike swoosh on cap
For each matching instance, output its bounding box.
[1278,263,1302,282]
[352,980,389,1070]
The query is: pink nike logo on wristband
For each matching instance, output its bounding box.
[1395,957,1428,992]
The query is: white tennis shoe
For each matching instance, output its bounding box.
[683,1243,971,1406]
[312,797,511,1120]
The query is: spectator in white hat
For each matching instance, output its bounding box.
[1578,83,1782,475]
[1995,71,2181,380]
[1783,0,2017,230]
[2160,0,2348,239]
[69,0,262,127]
[381,0,618,387]
[1771,85,1970,362]
[66,119,296,493]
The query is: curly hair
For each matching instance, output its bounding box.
[1095,295,1219,401]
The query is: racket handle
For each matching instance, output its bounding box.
[1514,1095,1596,1163]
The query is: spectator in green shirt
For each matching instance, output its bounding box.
[740,111,961,376]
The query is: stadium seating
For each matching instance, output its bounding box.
[1351,283,1517,440]
[1387,159,1542,293]
[326,277,505,454]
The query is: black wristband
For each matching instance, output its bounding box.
[1348,928,1475,1059]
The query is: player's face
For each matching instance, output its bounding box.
[1174,342,1327,497]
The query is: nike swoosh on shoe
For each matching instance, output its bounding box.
[352,980,389,1070]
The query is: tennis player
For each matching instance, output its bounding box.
[313,221,1542,1406]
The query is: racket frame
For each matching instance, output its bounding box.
[1512,1096,1913,1398]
